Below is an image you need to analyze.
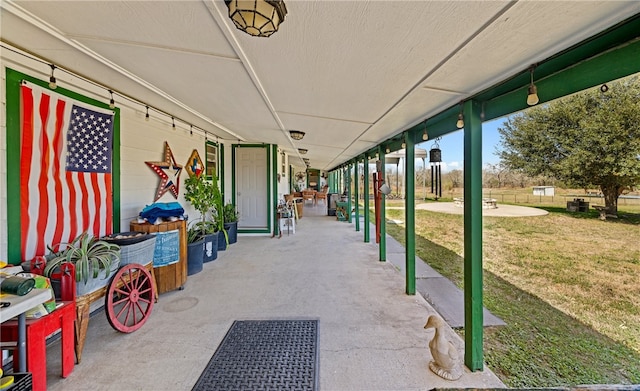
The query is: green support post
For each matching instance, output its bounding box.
[272,145,279,237]
[463,99,484,371]
[405,136,416,295]
[363,156,370,243]
[379,147,386,262]
[346,165,352,223]
[354,159,360,231]
[332,171,336,193]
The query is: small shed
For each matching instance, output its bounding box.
[532,186,555,196]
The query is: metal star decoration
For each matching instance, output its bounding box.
[145,141,183,201]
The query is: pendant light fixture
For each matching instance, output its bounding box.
[527,64,539,106]
[289,130,305,140]
[225,0,288,38]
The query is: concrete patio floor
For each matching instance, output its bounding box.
[42,203,505,391]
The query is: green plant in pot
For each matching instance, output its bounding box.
[223,203,239,245]
[184,174,219,267]
[207,173,229,251]
[43,231,121,295]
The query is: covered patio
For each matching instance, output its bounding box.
[2,1,640,385]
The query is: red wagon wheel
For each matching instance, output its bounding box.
[105,264,155,333]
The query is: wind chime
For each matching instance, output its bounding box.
[429,138,442,200]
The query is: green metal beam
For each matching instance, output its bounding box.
[404,135,416,296]
[363,156,370,243]
[484,38,640,121]
[463,100,484,371]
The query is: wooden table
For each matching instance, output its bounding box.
[0,288,52,372]
[130,220,187,294]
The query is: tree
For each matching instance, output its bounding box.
[498,77,640,215]
[485,163,510,188]
[447,169,463,189]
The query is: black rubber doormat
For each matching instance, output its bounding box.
[192,319,319,391]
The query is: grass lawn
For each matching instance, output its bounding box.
[382,197,640,387]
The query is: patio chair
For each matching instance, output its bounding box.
[302,190,316,205]
[315,187,328,206]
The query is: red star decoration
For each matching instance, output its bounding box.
[145,142,183,201]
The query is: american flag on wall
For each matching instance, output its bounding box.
[20,81,115,261]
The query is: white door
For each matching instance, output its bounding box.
[236,147,269,230]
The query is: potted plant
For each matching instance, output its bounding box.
[191,219,218,262]
[205,172,228,252]
[184,175,218,271]
[185,224,204,275]
[43,231,121,296]
[223,203,239,245]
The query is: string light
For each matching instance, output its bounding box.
[527,65,539,106]
[422,122,428,141]
[48,64,57,89]
[2,43,225,142]
[172,117,176,130]
[108,90,115,109]
[401,134,406,149]
[190,125,193,136]
[456,104,464,129]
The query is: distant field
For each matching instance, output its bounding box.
[383,186,640,212]
[377,187,640,387]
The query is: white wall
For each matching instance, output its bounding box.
[0,48,238,262]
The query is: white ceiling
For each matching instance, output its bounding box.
[2,1,640,170]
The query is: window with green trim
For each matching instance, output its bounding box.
[206,141,218,179]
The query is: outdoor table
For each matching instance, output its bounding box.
[0,288,52,372]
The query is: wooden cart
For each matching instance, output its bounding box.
[31,247,157,363]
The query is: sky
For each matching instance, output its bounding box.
[412,117,506,173]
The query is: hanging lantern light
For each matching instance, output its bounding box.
[225,0,288,38]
